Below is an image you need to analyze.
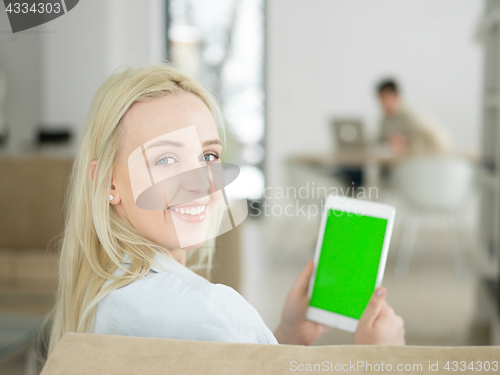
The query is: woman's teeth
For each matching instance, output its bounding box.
[170,205,206,216]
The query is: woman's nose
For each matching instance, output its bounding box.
[181,166,212,194]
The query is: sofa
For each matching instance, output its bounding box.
[0,155,242,297]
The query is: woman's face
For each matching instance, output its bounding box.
[111,92,223,251]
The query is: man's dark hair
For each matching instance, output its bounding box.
[377,79,399,94]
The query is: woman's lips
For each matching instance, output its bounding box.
[167,203,208,223]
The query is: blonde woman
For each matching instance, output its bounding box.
[48,65,404,356]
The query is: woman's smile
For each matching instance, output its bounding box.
[167,198,210,223]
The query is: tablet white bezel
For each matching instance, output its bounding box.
[306,194,396,333]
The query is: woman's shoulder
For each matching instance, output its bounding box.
[94,254,277,344]
[105,258,249,318]
[94,265,236,339]
[99,255,223,311]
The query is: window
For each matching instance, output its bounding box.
[167,0,265,204]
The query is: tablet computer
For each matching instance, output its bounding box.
[306,195,395,333]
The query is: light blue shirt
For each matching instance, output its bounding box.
[93,252,278,344]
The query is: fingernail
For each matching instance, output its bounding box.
[376,288,384,297]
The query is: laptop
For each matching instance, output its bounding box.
[331,118,366,152]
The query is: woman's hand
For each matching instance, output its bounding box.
[274,260,330,345]
[274,260,405,346]
[354,286,405,345]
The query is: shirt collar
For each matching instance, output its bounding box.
[121,251,184,274]
[150,251,182,273]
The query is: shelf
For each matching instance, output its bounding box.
[477,9,500,44]
[478,167,499,190]
[476,239,499,277]
[479,278,500,344]
[477,0,500,346]
[484,94,500,108]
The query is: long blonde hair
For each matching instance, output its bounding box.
[48,64,226,355]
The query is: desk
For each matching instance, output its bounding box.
[287,149,400,168]
[286,148,401,189]
[286,149,478,189]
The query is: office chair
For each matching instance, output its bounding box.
[393,155,475,282]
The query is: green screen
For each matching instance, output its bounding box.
[310,209,388,319]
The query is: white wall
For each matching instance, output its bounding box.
[0,0,166,152]
[267,0,483,190]
[40,0,167,148]
[0,10,42,151]
[40,0,109,147]
[106,0,167,74]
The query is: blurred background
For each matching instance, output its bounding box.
[1,0,499,373]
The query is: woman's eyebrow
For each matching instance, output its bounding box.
[145,140,183,149]
[144,138,221,150]
[202,139,222,147]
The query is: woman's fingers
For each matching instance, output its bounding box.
[355,288,406,345]
[291,259,314,296]
[358,286,387,328]
[318,323,331,334]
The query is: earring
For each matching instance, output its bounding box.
[109,194,114,201]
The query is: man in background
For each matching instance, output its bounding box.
[377,79,451,155]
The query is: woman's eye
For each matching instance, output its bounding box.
[202,153,219,162]
[156,156,176,165]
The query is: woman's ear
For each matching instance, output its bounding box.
[89,160,98,182]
